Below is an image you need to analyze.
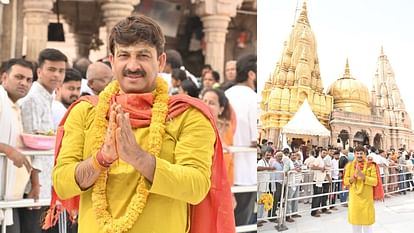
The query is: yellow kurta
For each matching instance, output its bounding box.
[52,101,215,233]
[344,160,378,225]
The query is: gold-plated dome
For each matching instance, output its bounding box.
[327,59,370,115]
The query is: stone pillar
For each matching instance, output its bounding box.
[194,0,241,79]
[23,0,53,61]
[0,2,11,61]
[74,31,93,58]
[200,15,230,78]
[100,0,139,46]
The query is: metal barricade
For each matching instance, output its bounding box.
[257,170,286,230]
[382,164,413,195]
[257,163,414,232]
[229,146,258,233]
[0,150,55,233]
[2,146,258,233]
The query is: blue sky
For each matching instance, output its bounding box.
[257,0,414,122]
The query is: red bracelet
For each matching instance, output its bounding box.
[96,149,112,168]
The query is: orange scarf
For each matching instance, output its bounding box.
[43,94,236,233]
[343,159,384,201]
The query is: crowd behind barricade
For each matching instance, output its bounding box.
[0,38,258,231]
[256,140,414,229]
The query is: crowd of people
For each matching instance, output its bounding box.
[257,141,414,229]
[0,14,258,233]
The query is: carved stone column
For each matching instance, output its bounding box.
[100,0,139,42]
[74,31,94,58]
[194,0,242,78]
[23,0,53,61]
[200,15,230,78]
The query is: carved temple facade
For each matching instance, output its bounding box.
[260,2,414,150]
[0,0,256,79]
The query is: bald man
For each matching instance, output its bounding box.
[86,62,113,95]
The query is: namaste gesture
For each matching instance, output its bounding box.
[100,103,146,166]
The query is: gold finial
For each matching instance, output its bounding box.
[297,0,310,25]
[343,58,351,79]
[380,46,384,55]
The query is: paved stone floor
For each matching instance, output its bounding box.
[258,191,414,233]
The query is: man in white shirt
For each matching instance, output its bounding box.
[257,147,275,225]
[0,58,33,232]
[310,148,329,217]
[18,48,67,233]
[52,68,82,128]
[330,150,340,210]
[285,152,303,222]
[369,146,389,185]
[225,54,257,226]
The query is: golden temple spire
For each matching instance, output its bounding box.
[297,0,310,25]
[380,46,384,56]
[343,58,352,79]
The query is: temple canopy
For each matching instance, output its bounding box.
[282,98,331,137]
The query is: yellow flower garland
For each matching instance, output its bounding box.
[258,193,273,212]
[90,77,169,233]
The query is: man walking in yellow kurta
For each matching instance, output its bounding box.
[48,15,234,233]
[344,145,378,233]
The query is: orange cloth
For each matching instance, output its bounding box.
[219,106,236,185]
[43,94,235,233]
[343,159,384,202]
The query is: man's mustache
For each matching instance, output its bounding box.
[123,69,146,77]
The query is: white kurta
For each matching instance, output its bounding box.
[0,86,30,225]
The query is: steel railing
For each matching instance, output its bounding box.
[257,163,414,232]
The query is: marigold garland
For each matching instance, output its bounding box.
[90,77,169,233]
[258,193,273,211]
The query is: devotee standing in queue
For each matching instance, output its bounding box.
[0,58,33,233]
[225,54,257,226]
[52,68,82,128]
[344,146,378,233]
[18,48,67,233]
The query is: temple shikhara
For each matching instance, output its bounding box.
[259,2,414,150]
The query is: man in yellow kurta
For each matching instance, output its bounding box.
[50,15,220,233]
[344,145,378,233]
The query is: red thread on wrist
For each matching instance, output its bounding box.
[96,149,112,168]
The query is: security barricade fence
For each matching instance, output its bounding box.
[1,146,258,233]
[257,164,414,232]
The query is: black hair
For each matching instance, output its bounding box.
[236,54,256,83]
[109,15,165,56]
[64,68,83,83]
[38,48,68,67]
[3,58,34,73]
[203,64,212,70]
[211,70,220,82]
[166,49,183,69]
[171,68,187,82]
[354,145,366,153]
[180,79,199,98]
[201,88,231,121]
[264,146,274,155]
